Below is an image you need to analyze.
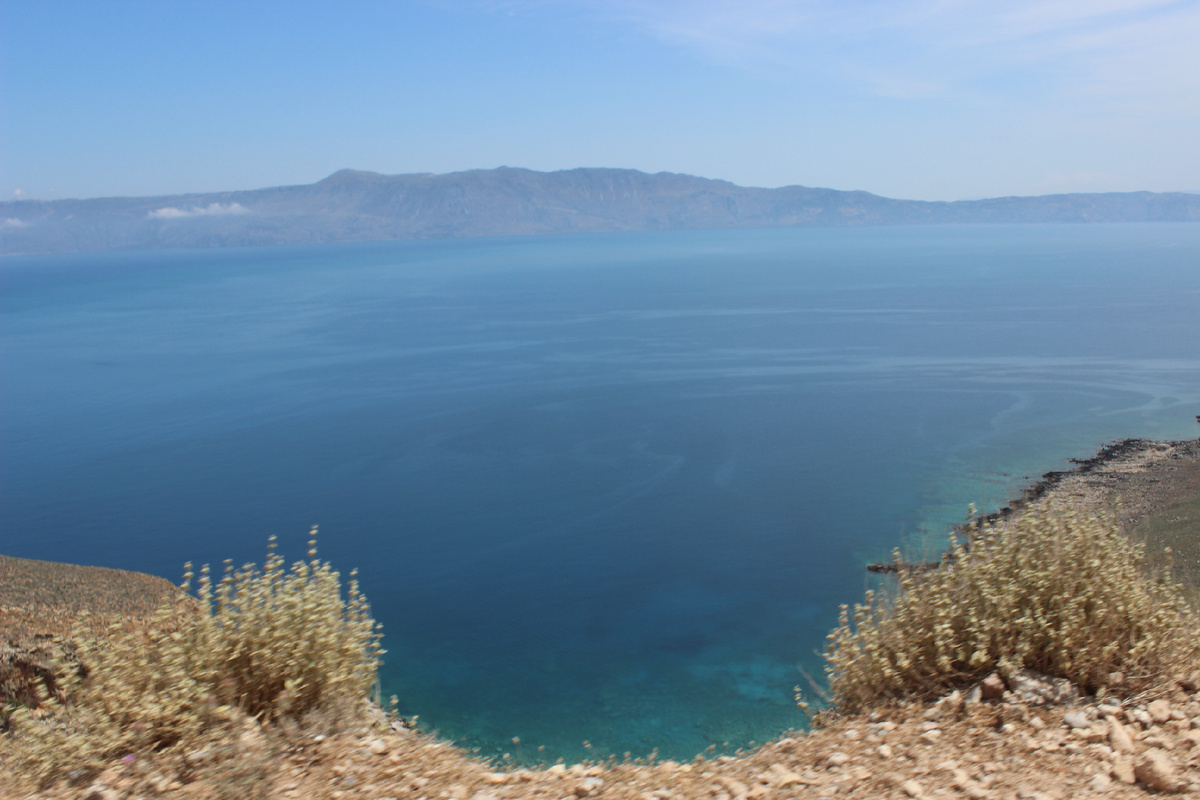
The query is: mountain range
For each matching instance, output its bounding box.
[3,167,1199,256]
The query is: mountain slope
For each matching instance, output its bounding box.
[4,167,1199,255]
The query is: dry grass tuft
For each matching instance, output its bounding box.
[1,527,383,785]
[825,508,1200,713]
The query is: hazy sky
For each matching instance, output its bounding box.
[3,0,1198,201]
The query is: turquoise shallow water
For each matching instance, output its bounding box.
[2,224,1199,760]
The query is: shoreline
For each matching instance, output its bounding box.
[868,435,1200,579]
[971,435,1200,591]
[972,435,1200,535]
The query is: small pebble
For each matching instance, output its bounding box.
[1062,712,1090,729]
[1111,758,1136,784]
[1148,700,1173,724]
[574,777,604,797]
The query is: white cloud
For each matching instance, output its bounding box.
[3,218,30,228]
[12,188,25,197]
[148,202,250,219]
[530,0,1200,111]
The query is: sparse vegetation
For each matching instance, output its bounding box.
[825,507,1200,714]
[1,527,383,785]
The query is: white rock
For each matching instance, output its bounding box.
[1149,699,1173,724]
[1135,749,1184,793]
[722,778,750,799]
[1107,717,1137,754]
[574,777,604,797]
[773,770,806,788]
[1062,711,1090,729]
[1076,723,1108,744]
[82,786,120,800]
[1110,758,1136,784]
[1008,668,1078,705]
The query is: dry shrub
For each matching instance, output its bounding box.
[185,528,382,720]
[825,508,1200,713]
[1,528,383,785]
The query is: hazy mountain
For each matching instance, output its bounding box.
[4,167,1200,256]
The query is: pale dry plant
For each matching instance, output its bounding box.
[2,527,383,785]
[188,527,383,720]
[825,508,1200,713]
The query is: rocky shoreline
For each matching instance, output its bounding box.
[972,436,1200,595]
[871,436,1200,578]
[975,437,1200,535]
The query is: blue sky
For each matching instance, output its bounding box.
[2,0,1198,201]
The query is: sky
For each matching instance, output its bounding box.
[2,0,1199,202]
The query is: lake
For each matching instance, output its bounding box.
[2,223,1198,760]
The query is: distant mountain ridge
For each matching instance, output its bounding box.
[4,166,1200,255]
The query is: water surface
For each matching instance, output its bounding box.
[2,224,1198,760]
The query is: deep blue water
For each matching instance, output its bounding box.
[2,224,1198,761]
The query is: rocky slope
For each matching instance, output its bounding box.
[7,671,1200,800]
